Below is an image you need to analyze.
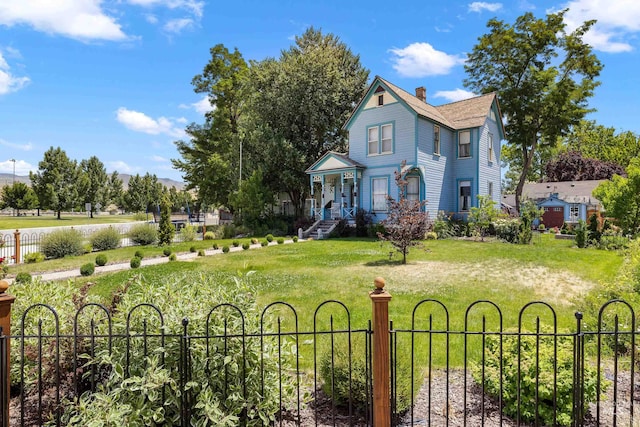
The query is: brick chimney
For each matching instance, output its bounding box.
[415,86,426,102]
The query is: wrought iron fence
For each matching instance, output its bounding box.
[1,292,640,426]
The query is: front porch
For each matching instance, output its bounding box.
[305,152,365,222]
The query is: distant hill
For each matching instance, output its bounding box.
[0,173,186,190]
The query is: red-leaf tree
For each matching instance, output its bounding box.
[377,162,429,264]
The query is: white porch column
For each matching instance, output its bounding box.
[340,174,345,218]
[321,176,326,220]
[310,176,315,217]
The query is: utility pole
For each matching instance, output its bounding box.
[10,159,15,185]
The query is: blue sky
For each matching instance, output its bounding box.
[1,0,639,182]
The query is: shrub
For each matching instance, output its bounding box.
[89,227,121,251]
[132,212,148,221]
[222,245,230,253]
[212,242,219,250]
[575,219,588,248]
[24,252,45,264]
[189,246,196,253]
[83,243,93,254]
[232,239,240,247]
[169,253,177,261]
[261,240,268,247]
[163,247,172,257]
[251,238,259,244]
[40,229,84,259]
[265,234,274,242]
[293,236,298,242]
[80,262,95,276]
[493,218,521,244]
[277,238,284,244]
[134,250,144,259]
[95,254,108,267]
[424,231,438,240]
[473,334,603,426]
[433,211,456,240]
[130,257,141,269]
[197,249,205,257]
[538,223,546,231]
[14,272,32,284]
[242,243,250,250]
[203,231,215,240]
[320,337,416,415]
[128,224,158,246]
[180,225,197,242]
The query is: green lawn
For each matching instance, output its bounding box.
[0,214,140,230]
[11,234,626,366]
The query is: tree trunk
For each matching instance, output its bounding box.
[57,210,61,219]
[515,137,539,212]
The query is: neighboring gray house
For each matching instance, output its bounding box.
[503,180,606,228]
[305,76,505,223]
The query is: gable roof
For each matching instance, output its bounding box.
[305,151,366,174]
[522,180,606,205]
[343,76,505,136]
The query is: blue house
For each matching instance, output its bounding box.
[306,76,505,223]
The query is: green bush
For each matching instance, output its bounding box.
[128,224,158,246]
[575,219,588,248]
[212,242,219,250]
[130,257,141,269]
[169,253,177,261]
[24,252,45,263]
[473,334,603,426]
[232,239,240,247]
[95,254,108,266]
[320,337,416,415]
[181,225,197,242]
[132,212,148,221]
[265,234,274,242]
[261,240,268,247]
[251,238,259,244]
[203,231,215,240]
[14,272,32,284]
[80,262,95,276]
[189,246,196,253]
[89,227,121,251]
[424,231,438,240]
[493,218,521,243]
[242,243,250,250]
[163,247,172,257]
[40,229,84,259]
[198,249,205,257]
[293,236,298,242]
[134,250,144,259]
[277,238,284,245]
[222,245,230,253]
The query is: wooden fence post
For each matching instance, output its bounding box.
[12,230,20,265]
[0,280,15,427]
[370,277,391,426]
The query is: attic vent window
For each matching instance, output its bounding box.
[378,95,384,106]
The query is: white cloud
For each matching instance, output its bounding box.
[0,159,34,176]
[0,51,30,95]
[151,155,168,162]
[127,0,204,18]
[468,2,503,12]
[175,117,188,124]
[0,0,128,42]
[556,0,640,53]
[435,24,453,33]
[0,138,33,151]
[434,89,477,102]
[389,43,465,77]
[145,14,159,24]
[116,107,185,138]
[179,95,214,114]
[107,160,136,174]
[163,18,193,34]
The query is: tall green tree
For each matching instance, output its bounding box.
[464,10,603,211]
[249,27,369,215]
[107,171,124,211]
[79,156,108,218]
[30,147,81,219]
[228,168,274,230]
[173,44,250,208]
[1,182,38,215]
[563,120,640,169]
[593,158,640,236]
[124,174,147,213]
[157,193,175,246]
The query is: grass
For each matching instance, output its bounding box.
[0,214,140,230]
[13,234,626,367]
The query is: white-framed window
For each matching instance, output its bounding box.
[488,133,494,162]
[406,176,420,201]
[367,123,393,155]
[368,127,378,155]
[459,131,471,158]
[459,180,471,212]
[434,125,440,155]
[570,204,580,221]
[378,94,384,106]
[381,124,392,153]
[488,181,493,197]
[372,178,388,211]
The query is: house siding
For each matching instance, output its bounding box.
[477,119,502,207]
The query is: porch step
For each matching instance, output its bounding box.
[302,220,339,239]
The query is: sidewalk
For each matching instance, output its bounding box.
[5,239,300,284]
